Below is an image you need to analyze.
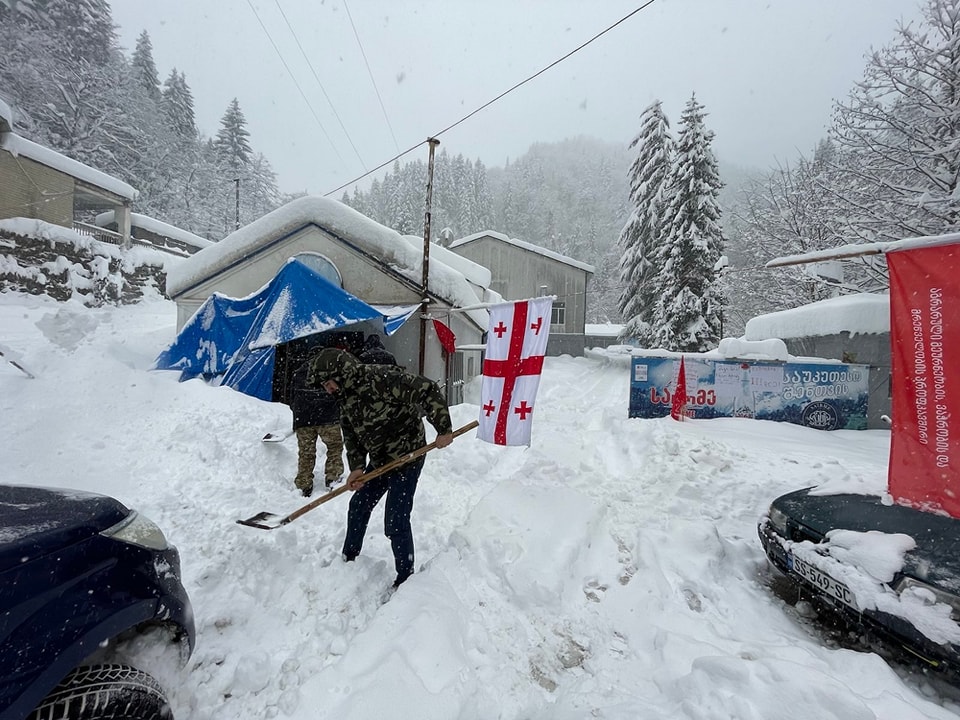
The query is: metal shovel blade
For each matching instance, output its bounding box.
[236,511,286,530]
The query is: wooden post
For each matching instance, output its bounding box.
[234,178,241,230]
[419,137,440,376]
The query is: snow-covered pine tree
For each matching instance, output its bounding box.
[214,98,253,176]
[131,30,160,102]
[239,152,281,226]
[616,100,673,346]
[38,0,116,64]
[651,94,725,352]
[472,159,493,233]
[161,69,198,142]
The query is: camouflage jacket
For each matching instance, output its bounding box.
[308,348,453,469]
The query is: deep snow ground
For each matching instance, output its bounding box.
[2,291,959,719]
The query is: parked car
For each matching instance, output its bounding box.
[759,487,960,676]
[0,484,195,719]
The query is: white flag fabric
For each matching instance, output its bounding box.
[478,297,552,446]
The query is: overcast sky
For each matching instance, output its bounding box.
[111,0,922,197]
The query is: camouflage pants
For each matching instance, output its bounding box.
[295,423,345,490]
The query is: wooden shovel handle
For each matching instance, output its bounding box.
[281,420,478,526]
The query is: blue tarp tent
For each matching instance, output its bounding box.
[154,258,415,400]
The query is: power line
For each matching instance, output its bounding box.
[244,0,344,165]
[431,0,658,140]
[325,139,427,197]
[323,1,659,197]
[343,0,400,154]
[273,0,367,170]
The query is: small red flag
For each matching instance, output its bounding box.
[432,318,457,355]
[671,356,687,421]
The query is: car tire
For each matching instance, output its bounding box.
[28,664,172,720]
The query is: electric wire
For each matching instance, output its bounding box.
[324,0,659,197]
[273,0,367,170]
[343,0,400,154]
[244,0,344,164]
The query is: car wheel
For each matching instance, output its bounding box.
[28,664,172,720]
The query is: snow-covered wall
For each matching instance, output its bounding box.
[0,218,171,305]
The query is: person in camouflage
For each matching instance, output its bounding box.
[308,348,453,588]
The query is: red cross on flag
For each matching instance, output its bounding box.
[479,297,552,446]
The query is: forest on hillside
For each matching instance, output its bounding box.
[3,0,960,333]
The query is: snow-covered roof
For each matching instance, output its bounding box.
[402,236,491,288]
[0,131,138,201]
[451,230,595,273]
[94,210,212,250]
[165,195,489,328]
[767,231,960,268]
[744,293,889,341]
[585,323,623,337]
[0,96,11,133]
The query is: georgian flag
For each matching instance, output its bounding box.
[478,297,552,446]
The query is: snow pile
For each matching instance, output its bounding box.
[1,291,958,719]
[716,337,789,361]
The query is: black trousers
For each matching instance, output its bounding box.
[342,457,424,580]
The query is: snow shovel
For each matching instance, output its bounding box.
[262,430,293,443]
[0,347,35,379]
[236,420,478,530]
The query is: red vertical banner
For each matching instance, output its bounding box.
[671,356,688,421]
[887,244,960,517]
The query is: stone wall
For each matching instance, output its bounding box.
[0,225,167,306]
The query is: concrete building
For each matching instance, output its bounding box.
[0,95,137,247]
[449,231,594,356]
[165,196,495,402]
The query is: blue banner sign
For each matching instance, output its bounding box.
[629,356,871,430]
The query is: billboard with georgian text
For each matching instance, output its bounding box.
[629,356,870,430]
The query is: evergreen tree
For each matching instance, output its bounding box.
[651,94,725,352]
[472,159,493,232]
[616,100,673,346]
[214,98,252,176]
[161,69,197,142]
[37,0,116,64]
[240,152,281,226]
[131,30,160,102]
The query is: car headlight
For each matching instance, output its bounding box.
[767,506,790,536]
[895,577,960,622]
[101,511,169,550]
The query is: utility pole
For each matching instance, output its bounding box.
[234,178,241,230]
[418,137,440,376]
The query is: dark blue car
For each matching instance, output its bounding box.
[759,487,960,678]
[0,485,195,719]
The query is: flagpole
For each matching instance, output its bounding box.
[419,137,440,376]
[436,295,559,316]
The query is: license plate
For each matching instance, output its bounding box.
[789,553,857,610]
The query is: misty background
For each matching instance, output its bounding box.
[0,0,937,330]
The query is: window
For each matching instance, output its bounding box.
[551,302,565,327]
[294,252,342,287]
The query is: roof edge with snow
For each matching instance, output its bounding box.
[767,231,960,268]
[165,195,489,329]
[451,230,595,273]
[0,131,138,201]
[744,293,889,341]
[94,210,212,250]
